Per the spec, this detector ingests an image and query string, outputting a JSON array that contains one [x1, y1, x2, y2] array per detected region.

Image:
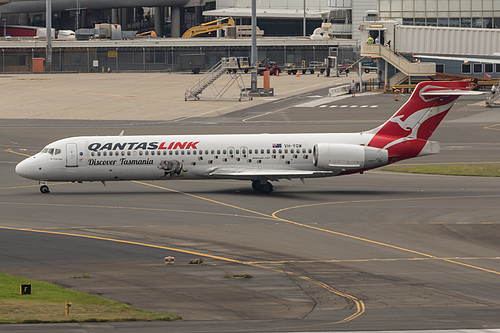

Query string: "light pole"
[[2, 19, 6, 38], [303, 0, 306, 37], [46, 0, 52, 71], [250, 0, 257, 92]]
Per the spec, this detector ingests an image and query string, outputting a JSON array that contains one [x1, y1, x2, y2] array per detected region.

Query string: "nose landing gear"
[[40, 182, 50, 193]]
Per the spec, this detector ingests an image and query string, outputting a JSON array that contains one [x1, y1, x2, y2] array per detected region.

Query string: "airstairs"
[[185, 57, 251, 101], [361, 44, 436, 87], [486, 90, 500, 107]]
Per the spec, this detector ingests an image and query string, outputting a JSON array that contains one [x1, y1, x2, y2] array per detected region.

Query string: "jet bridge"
[[360, 16, 500, 90]]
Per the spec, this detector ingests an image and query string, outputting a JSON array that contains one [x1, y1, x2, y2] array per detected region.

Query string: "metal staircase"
[[361, 44, 436, 86], [486, 89, 500, 107], [389, 71, 408, 87], [185, 57, 251, 101]]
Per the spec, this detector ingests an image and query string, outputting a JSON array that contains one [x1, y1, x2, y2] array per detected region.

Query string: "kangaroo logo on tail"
[[367, 81, 479, 161]]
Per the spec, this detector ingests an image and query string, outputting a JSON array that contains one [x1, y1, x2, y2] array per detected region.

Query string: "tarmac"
[[0, 71, 359, 121], [4, 70, 500, 332]]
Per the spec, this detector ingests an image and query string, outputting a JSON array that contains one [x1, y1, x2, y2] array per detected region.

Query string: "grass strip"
[[381, 164, 500, 177], [0, 272, 180, 324]]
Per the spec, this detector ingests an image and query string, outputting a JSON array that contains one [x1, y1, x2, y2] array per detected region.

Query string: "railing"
[[184, 57, 251, 101], [361, 44, 435, 76], [185, 59, 226, 100]]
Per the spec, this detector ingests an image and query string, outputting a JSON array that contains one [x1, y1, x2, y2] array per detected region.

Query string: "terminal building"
[[0, 0, 499, 81]]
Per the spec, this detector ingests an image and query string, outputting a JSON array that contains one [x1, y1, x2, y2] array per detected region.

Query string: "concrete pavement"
[[0, 72, 362, 121]]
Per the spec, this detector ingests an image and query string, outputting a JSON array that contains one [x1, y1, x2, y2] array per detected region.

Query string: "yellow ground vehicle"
[[135, 31, 157, 37], [182, 17, 235, 38]]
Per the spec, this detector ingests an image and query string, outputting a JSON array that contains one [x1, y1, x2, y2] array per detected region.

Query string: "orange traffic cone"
[[296, 71, 300, 77]]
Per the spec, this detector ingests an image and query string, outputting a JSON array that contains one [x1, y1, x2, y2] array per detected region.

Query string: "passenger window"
[[272, 149, 276, 153], [187, 151, 191, 155], [223, 150, 227, 154], [205, 150, 209, 155], [169, 151, 173, 155], [97, 152, 101, 156], [193, 150, 197, 155], [139, 151, 143, 155], [211, 150, 215, 154], [284, 149, 288, 153], [217, 150, 221, 154], [267, 149, 270, 154], [261, 149, 264, 154], [175, 151, 179, 155], [181, 151, 185, 155], [103, 151, 107, 156], [121, 151, 125, 156], [91, 152, 95, 156], [199, 150, 203, 155]]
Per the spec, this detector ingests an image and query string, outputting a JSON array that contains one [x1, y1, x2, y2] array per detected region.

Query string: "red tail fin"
[[367, 81, 477, 161]]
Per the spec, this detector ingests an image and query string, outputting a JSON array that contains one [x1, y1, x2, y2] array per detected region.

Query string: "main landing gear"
[[252, 180, 273, 194], [40, 182, 50, 193]]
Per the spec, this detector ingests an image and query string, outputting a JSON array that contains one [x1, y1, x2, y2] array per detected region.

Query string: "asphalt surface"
[[1, 73, 500, 332]]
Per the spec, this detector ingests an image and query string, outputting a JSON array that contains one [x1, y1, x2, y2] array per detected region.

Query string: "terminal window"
[[473, 64, 483, 74]]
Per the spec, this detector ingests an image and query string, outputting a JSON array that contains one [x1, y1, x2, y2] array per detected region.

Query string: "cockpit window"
[[42, 148, 61, 155]]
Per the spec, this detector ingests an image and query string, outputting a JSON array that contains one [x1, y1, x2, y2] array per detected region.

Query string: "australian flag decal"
[[272, 143, 282, 148]]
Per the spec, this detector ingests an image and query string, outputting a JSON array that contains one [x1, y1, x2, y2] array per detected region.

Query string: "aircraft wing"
[[208, 167, 336, 180]]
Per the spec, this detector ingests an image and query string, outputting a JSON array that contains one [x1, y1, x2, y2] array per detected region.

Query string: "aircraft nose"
[[15, 157, 38, 180]]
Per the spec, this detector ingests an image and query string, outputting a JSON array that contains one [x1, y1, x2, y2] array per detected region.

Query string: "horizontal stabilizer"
[[421, 90, 483, 96]]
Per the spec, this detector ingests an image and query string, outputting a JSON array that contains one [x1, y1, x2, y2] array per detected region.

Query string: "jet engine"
[[313, 143, 388, 170]]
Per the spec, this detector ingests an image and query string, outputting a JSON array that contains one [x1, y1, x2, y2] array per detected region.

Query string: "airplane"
[[15, 80, 481, 194]]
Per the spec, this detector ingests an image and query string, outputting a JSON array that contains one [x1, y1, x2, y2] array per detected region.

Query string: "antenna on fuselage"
[[119, 130, 124, 136]]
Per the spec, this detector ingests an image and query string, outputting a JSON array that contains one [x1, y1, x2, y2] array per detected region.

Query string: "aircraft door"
[[66, 143, 78, 167]]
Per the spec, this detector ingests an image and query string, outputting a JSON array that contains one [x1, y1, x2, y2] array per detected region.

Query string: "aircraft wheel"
[[40, 185, 50, 193], [260, 182, 273, 194], [251, 180, 261, 192]]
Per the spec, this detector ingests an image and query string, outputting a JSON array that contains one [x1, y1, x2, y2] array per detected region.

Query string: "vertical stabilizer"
[[366, 81, 477, 162]]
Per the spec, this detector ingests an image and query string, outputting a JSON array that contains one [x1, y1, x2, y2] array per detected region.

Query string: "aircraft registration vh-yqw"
[[15, 81, 480, 194]]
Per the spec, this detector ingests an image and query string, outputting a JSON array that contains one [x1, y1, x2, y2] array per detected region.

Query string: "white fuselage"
[[15, 132, 378, 183]]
